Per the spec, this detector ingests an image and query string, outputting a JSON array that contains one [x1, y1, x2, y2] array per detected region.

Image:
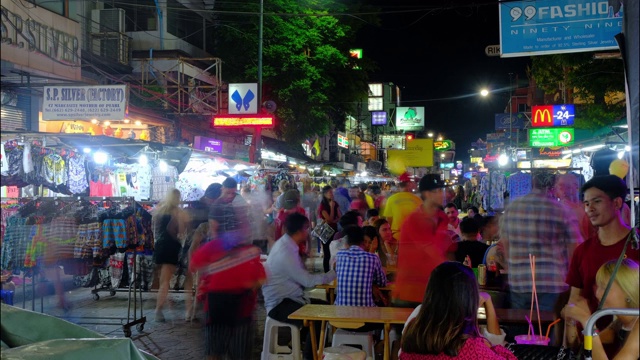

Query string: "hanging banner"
[[42, 85, 128, 121], [194, 136, 223, 153], [499, 0, 622, 57]]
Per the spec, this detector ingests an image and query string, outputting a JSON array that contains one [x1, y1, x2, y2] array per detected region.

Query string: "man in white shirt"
[[262, 212, 336, 360]]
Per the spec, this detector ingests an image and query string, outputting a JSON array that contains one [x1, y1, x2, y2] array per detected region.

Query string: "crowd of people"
[[147, 170, 638, 360]]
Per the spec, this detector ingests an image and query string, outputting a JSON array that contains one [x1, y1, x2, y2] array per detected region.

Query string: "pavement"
[[3, 255, 327, 360]]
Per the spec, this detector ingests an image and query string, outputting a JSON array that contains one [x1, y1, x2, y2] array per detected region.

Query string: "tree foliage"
[[530, 52, 626, 129], [211, 0, 378, 142]]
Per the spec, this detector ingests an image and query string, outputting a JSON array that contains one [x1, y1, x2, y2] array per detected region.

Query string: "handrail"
[[583, 308, 640, 359]]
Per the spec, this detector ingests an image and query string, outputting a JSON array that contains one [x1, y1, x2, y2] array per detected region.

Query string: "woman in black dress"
[[152, 188, 189, 321]]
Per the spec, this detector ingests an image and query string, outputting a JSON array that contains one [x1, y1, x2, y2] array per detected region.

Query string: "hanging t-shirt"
[[43, 154, 67, 186], [113, 164, 152, 201], [0, 142, 8, 175], [506, 172, 532, 202], [151, 165, 178, 201], [481, 172, 506, 211], [22, 143, 34, 174], [67, 154, 89, 194], [571, 154, 594, 181]]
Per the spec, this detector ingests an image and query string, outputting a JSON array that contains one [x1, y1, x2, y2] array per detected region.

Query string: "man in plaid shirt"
[[498, 171, 582, 311], [335, 226, 387, 307]]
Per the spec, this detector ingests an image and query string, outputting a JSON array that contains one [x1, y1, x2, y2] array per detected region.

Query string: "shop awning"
[[261, 136, 320, 164], [0, 131, 192, 173]]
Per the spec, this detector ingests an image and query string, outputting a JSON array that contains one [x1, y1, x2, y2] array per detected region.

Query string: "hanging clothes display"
[[151, 165, 178, 201]]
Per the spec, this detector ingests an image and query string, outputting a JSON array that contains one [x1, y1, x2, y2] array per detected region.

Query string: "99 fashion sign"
[[531, 104, 575, 127], [42, 85, 128, 121]]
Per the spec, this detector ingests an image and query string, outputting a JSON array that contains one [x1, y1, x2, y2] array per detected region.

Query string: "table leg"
[[329, 288, 335, 304], [309, 320, 318, 360], [383, 323, 391, 360], [318, 320, 327, 359]]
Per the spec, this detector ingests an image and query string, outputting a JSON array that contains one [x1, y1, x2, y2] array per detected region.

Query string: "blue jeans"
[[510, 291, 560, 312]]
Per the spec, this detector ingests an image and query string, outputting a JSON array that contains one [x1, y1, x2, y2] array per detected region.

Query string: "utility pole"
[[508, 73, 513, 149], [251, 0, 264, 164]]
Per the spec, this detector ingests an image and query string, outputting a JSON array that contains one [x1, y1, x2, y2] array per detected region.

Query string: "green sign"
[[434, 140, 453, 151], [529, 128, 574, 147]]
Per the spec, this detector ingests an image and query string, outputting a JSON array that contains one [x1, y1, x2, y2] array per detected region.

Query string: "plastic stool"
[[0, 290, 14, 305], [331, 329, 375, 359], [261, 317, 302, 360], [323, 345, 366, 360]]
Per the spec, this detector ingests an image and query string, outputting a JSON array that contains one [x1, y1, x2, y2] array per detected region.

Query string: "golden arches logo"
[[532, 106, 552, 126]]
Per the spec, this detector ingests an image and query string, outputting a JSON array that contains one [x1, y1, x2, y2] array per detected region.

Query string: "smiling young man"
[[565, 175, 639, 313]]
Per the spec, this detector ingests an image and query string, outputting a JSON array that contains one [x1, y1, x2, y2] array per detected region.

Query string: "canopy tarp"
[[1, 304, 158, 360]]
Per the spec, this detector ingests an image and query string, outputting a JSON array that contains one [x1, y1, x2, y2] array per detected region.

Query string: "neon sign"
[[529, 128, 574, 147], [434, 140, 452, 151], [212, 115, 274, 127], [531, 104, 575, 127]]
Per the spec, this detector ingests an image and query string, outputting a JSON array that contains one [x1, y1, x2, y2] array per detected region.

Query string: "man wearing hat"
[[498, 170, 582, 311], [391, 174, 452, 307], [382, 172, 421, 240]]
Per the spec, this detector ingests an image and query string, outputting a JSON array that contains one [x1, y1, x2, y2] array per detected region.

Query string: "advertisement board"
[[387, 139, 434, 167], [212, 115, 274, 127], [494, 113, 526, 130], [434, 140, 453, 151], [228, 83, 258, 114], [533, 147, 566, 159], [395, 107, 425, 130], [42, 85, 128, 121], [380, 135, 405, 150], [529, 128, 575, 147], [531, 104, 575, 127], [194, 136, 223, 153], [499, 0, 622, 57]]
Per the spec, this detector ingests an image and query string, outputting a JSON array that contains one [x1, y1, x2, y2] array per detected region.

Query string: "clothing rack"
[[1, 196, 149, 337]]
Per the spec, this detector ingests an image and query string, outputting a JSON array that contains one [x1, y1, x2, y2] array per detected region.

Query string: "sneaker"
[[154, 311, 166, 322]]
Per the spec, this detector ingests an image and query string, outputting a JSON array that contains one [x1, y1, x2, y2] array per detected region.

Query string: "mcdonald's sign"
[[532, 106, 552, 127], [531, 104, 575, 127]]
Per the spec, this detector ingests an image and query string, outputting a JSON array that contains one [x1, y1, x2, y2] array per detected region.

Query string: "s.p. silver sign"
[[42, 85, 128, 121]]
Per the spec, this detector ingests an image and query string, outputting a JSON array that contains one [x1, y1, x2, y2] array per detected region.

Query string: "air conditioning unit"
[[91, 8, 125, 33]]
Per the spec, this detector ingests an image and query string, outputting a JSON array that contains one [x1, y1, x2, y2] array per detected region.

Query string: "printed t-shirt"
[[566, 231, 640, 312], [382, 192, 421, 234], [393, 207, 451, 303]]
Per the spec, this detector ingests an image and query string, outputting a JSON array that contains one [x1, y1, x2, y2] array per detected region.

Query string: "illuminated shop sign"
[[531, 104, 575, 127], [337, 133, 349, 149], [434, 140, 453, 151], [371, 111, 387, 125], [212, 115, 274, 127]]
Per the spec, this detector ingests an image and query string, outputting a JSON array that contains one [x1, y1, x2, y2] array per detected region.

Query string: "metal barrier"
[[583, 308, 640, 360]]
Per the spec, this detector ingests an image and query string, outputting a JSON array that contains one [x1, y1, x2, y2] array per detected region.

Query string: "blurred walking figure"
[[152, 188, 190, 322], [498, 171, 582, 311]]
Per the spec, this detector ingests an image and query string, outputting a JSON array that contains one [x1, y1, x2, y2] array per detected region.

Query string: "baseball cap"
[[282, 189, 300, 210], [204, 183, 222, 199], [419, 174, 445, 192], [222, 177, 237, 189]]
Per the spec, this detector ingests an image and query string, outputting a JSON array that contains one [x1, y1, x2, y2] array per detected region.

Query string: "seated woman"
[[563, 259, 639, 360], [401, 261, 515, 360]]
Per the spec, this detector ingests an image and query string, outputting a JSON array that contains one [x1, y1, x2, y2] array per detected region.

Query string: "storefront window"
[[26, 0, 63, 16]]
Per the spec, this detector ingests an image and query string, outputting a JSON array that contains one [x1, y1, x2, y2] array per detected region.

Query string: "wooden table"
[[289, 304, 413, 360], [316, 283, 395, 305], [478, 307, 556, 326]]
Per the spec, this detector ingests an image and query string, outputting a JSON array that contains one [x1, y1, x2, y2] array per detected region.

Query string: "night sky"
[[358, 1, 531, 161]]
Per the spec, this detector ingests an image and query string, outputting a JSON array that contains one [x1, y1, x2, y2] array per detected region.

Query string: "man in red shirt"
[[566, 175, 639, 313], [392, 174, 454, 307]]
